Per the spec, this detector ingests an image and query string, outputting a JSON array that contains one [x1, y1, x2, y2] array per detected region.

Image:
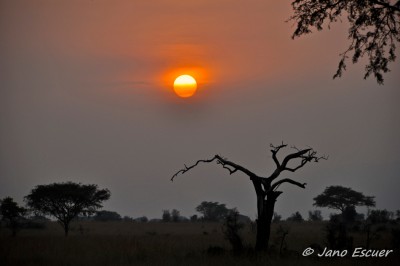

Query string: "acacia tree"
[[25, 182, 110, 236], [313, 185, 376, 213], [0, 197, 27, 236], [289, 0, 400, 84], [172, 143, 326, 251], [195, 201, 230, 221], [94, 210, 122, 221]]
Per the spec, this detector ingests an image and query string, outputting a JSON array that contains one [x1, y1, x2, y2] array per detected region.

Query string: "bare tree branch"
[[270, 142, 287, 168], [283, 147, 328, 172], [280, 148, 312, 169], [271, 178, 307, 191], [171, 155, 259, 181], [219, 163, 238, 175], [267, 144, 327, 183], [171, 156, 219, 181], [215, 155, 259, 178]]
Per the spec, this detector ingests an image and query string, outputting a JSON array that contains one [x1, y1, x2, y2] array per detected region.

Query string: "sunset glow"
[[173, 75, 197, 98], [1, 2, 399, 260]]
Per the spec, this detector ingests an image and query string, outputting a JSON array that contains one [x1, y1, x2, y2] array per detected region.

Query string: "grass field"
[[0, 221, 398, 266]]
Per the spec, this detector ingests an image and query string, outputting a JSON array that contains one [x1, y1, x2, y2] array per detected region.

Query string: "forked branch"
[[283, 146, 328, 172], [267, 144, 327, 182], [270, 142, 287, 168]]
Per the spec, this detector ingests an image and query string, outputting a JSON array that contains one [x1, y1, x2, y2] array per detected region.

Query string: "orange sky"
[[1, 0, 352, 98]]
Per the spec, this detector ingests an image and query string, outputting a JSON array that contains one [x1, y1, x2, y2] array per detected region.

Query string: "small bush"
[[308, 210, 323, 221], [286, 212, 304, 222]]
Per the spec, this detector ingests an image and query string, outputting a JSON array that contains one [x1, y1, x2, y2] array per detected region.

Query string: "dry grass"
[[0, 221, 398, 266]]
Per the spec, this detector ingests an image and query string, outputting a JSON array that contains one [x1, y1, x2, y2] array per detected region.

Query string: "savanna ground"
[[0, 221, 398, 266]]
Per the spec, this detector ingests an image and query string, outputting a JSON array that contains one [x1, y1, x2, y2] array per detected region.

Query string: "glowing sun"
[[173, 75, 197, 98]]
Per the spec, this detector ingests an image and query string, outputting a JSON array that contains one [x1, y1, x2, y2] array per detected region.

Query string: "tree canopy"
[[287, 211, 304, 222], [25, 182, 110, 236], [0, 197, 27, 236], [195, 201, 231, 221], [162, 210, 172, 222], [289, 0, 400, 84], [308, 210, 323, 221], [313, 185, 375, 212], [93, 210, 122, 222]]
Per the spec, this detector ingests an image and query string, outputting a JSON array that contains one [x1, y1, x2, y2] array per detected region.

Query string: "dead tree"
[[171, 142, 326, 252]]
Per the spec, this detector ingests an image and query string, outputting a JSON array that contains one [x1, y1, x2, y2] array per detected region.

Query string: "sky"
[[1, 0, 399, 220]]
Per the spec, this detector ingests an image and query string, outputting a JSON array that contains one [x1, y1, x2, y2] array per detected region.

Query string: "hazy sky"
[[1, 0, 399, 220]]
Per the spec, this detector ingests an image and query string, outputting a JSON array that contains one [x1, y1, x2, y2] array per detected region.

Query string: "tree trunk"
[[64, 222, 69, 236], [11, 221, 17, 237], [255, 192, 280, 251], [366, 223, 371, 249]]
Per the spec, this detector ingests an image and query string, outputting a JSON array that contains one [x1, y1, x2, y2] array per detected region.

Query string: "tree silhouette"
[[195, 201, 230, 221], [313, 185, 375, 213], [368, 209, 393, 224], [0, 197, 26, 237], [308, 210, 323, 221], [162, 210, 171, 222], [223, 208, 244, 255], [25, 182, 110, 236], [94, 210, 122, 221], [171, 209, 180, 222], [289, 0, 400, 84], [172, 142, 326, 251], [286, 211, 304, 222]]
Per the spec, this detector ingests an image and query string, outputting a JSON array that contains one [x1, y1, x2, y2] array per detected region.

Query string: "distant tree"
[[0, 197, 27, 236], [172, 142, 326, 251], [289, 0, 400, 84], [162, 210, 171, 222], [342, 205, 358, 224], [24, 215, 48, 230], [396, 210, 400, 221], [21, 214, 48, 230], [25, 182, 110, 236], [190, 214, 198, 222], [326, 214, 352, 250], [29, 214, 50, 222], [123, 216, 133, 221], [368, 209, 394, 224], [180, 216, 189, 222], [171, 209, 180, 222], [287, 211, 304, 222], [195, 201, 230, 221], [94, 210, 121, 221], [135, 216, 148, 223], [356, 212, 365, 221], [223, 208, 244, 254], [236, 214, 252, 224], [272, 212, 282, 223], [313, 186, 375, 214], [308, 210, 323, 221]]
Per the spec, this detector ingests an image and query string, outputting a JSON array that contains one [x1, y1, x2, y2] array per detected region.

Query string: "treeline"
[[0, 182, 253, 237], [77, 201, 252, 224], [1, 181, 400, 246], [271, 209, 400, 223]]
